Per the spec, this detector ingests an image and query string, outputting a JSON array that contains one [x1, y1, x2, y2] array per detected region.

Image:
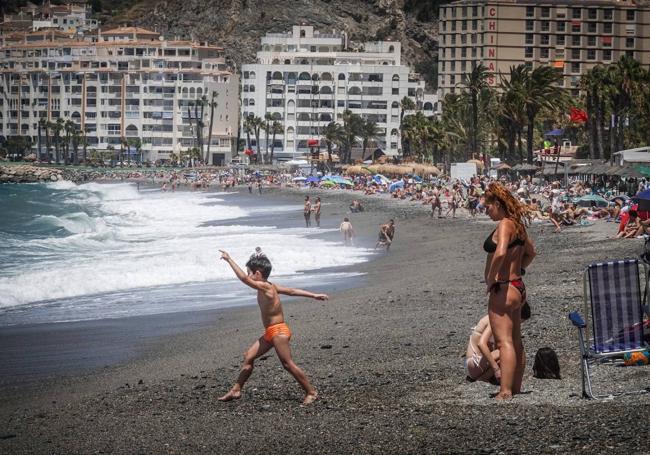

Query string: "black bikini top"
[[483, 229, 525, 253]]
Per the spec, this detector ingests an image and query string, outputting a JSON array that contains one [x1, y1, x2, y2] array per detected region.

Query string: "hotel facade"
[[241, 25, 439, 161], [0, 27, 239, 164], [438, 0, 650, 97]]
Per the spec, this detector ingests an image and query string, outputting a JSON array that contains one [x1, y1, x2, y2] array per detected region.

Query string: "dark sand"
[[1, 188, 649, 454]]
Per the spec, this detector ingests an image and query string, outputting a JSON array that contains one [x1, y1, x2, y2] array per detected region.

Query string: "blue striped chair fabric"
[[587, 259, 645, 355]]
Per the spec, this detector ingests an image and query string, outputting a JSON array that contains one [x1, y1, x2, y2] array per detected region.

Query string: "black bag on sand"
[[533, 347, 561, 379]]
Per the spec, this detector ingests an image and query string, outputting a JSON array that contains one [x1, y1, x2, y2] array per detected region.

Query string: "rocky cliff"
[[112, 0, 438, 74]]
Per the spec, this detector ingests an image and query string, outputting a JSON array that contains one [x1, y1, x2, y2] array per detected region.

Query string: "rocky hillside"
[[111, 0, 439, 80]]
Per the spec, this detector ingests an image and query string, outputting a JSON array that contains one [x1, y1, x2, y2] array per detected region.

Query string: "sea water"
[[0, 182, 371, 326]]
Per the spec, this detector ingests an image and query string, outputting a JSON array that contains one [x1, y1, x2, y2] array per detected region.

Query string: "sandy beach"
[[1, 187, 649, 454]]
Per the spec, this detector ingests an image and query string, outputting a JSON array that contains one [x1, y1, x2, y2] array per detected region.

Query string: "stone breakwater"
[[0, 165, 64, 183]]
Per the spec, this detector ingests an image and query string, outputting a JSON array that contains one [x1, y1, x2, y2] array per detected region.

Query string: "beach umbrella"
[[373, 174, 390, 184], [389, 180, 405, 192], [576, 194, 609, 208], [292, 176, 307, 182], [305, 175, 320, 183], [320, 180, 336, 188], [544, 128, 564, 136], [633, 189, 650, 211]]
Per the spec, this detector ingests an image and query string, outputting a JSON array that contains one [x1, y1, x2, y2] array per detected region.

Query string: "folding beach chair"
[[568, 258, 650, 399]]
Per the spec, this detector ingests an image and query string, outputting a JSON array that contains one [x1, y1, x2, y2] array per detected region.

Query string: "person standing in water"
[[340, 217, 355, 246], [303, 196, 312, 227], [313, 197, 322, 227], [217, 249, 328, 405]]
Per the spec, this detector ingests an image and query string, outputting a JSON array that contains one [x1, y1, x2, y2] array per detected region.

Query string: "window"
[[462, 20, 467, 31], [451, 21, 456, 31], [571, 23, 581, 33], [627, 10, 635, 21], [526, 6, 534, 17], [587, 36, 596, 46], [472, 20, 477, 30], [571, 62, 580, 73], [461, 34, 467, 44], [603, 49, 612, 61], [604, 9, 613, 20], [626, 37, 635, 48], [571, 48, 580, 59], [472, 5, 478, 16], [556, 35, 565, 46], [525, 33, 534, 45], [450, 61, 456, 72], [587, 22, 596, 33], [557, 22, 566, 32], [587, 49, 596, 60], [461, 47, 467, 58], [471, 47, 477, 57], [541, 21, 550, 31], [525, 47, 533, 58], [541, 7, 550, 17], [526, 20, 534, 31], [541, 35, 549, 45], [572, 35, 581, 46], [461, 6, 467, 16], [604, 22, 612, 34], [541, 48, 549, 59], [587, 9, 597, 20], [450, 75, 455, 85], [461, 61, 466, 72], [572, 8, 581, 19], [451, 35, 456, 45]]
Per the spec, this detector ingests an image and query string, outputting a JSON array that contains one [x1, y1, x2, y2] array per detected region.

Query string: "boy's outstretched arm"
[[219, 250, 267, 291], [275, 284, 328, 300]]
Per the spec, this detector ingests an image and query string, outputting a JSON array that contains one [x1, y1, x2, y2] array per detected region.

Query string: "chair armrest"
[[569, 311, 586, 328]]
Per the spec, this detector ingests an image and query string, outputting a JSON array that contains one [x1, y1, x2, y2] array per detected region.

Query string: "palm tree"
[[64, 119, 75, 165], [461, 63, 489, 159], [518, 65, 567, 163], [360, 118, 379, 161], [399, 97, 416, 158], [269, 120, 283, 165], [498, 65, 528, 162], [37, 117, 46, 162], [205, 91, 218, 165], [53, 118, 64, 164], [322, 121, 344, 167], [250, 115, 263, 163], [341, 110, 363, 164], [44, 120, 53, 162], [263, 112, 272, 164], [243, 115, 254, 161]]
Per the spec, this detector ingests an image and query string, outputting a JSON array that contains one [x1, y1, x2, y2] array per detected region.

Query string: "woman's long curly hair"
[[484, 182, 532, 239]]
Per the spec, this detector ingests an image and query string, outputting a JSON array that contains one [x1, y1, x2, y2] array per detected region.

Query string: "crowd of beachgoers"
[[104, 165, 649, 239]]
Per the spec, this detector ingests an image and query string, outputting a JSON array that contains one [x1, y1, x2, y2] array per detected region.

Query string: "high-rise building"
[[438, 0, 650, 97], [241, 25, 438, 161], [0, 27, 239, 164]]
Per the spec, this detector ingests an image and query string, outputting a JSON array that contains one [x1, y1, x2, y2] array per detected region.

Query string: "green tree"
[[461, 63, 489, 159], [269, 120, 283, 165], [53, 118, 64, 164], [341, 110, 363, 164], [37, 117, 46, 162], [360, 118, 379, 161], [205, 91, 218, 164], [322, 121, 344, 167]]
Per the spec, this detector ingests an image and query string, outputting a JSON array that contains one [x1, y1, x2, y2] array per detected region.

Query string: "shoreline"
[[1, 184, 649, 454]]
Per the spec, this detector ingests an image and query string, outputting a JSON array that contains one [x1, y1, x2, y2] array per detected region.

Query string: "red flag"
[[570, 107, 588, 123]]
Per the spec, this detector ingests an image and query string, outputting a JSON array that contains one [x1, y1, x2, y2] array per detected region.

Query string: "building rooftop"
[[100, 26, 160, 36]]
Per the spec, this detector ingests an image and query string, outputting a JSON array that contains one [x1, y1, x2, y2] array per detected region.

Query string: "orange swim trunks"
[[263, 322, 292, 342]]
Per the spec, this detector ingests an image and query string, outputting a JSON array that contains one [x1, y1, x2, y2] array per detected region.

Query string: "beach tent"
[[389, 180, 405, 192], [575, 194, 609, 208]]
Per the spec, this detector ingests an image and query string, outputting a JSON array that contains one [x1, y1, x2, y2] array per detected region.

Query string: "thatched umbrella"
[[494, 162, 511, 171], [511, 163, 539, 173]]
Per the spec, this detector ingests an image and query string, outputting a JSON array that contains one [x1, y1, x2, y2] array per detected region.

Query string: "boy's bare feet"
[[218, 389, 242, 402], [495, 392, 512, 401], [302, 391, 318, 405]]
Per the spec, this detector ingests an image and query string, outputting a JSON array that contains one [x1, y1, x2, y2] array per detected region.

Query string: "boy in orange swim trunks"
[[218, 249, 328, 405]]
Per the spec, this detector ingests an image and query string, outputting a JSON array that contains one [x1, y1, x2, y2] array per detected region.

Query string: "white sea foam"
[[0, 183, 371, 309]]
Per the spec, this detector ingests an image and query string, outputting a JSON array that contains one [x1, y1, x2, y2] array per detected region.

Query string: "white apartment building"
[[0, 27, 239, 165], [241, 25, 438, 161]]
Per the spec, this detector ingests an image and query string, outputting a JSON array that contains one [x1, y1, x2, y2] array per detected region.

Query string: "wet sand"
[[1, 188, 649, 454]]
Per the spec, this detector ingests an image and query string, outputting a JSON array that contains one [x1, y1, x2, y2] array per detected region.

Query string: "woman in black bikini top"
[[482, 182, 536, 401]]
